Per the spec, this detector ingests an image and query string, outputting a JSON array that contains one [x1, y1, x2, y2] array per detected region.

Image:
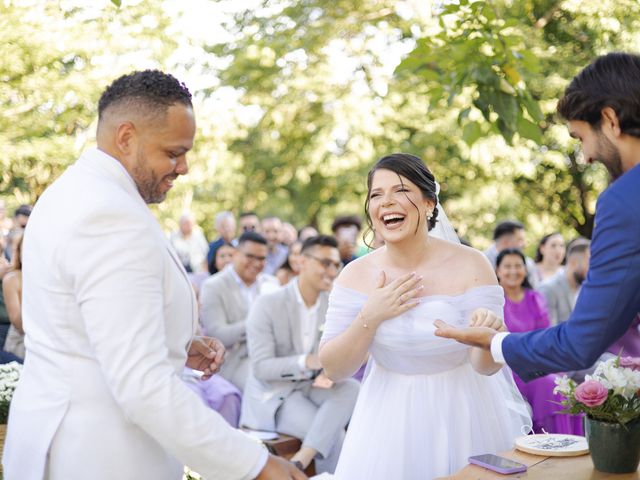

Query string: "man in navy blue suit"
[[435, 52, 640, 381]]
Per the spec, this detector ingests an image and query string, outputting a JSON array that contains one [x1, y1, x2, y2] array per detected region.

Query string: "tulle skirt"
[[334, 361, 530, 480]]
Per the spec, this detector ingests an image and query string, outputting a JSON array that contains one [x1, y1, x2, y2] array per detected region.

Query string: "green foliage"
[[4, 0, 640, 243], [0, 1, 175, 205], [396, 0, 544, 145]]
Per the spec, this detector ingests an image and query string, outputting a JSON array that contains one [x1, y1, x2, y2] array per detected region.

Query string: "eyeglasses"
[[242, 251, 267, 263], [304, 254, 343, 271]]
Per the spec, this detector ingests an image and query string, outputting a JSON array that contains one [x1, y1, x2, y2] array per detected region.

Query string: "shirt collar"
[[293, 278, 320, 311], [228, 264, 256, 288]]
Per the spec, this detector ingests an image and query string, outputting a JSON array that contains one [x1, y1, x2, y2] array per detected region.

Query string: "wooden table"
[[439, 449, 640, 479]]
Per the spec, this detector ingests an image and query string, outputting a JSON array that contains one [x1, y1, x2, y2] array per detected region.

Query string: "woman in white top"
[[319, 153, 530, 480]]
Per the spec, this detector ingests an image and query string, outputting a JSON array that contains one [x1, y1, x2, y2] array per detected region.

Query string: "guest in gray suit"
[[200, 231, 279, 389], [538, 239, 590, 325], [242, 235, 359, 474]]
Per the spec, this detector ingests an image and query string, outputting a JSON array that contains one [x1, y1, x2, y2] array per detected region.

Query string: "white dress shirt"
[[229, 265, 261, 304], [293, 280, 321, 373]]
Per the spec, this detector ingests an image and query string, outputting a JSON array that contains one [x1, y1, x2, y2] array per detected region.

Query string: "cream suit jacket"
[[3, 148, 265, 480]]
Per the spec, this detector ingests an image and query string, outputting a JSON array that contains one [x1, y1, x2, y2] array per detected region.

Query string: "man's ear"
[[114, 121, 137, 156], [601, 107, 622, 137]]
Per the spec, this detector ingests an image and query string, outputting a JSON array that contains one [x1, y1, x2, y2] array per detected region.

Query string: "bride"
[[319, 153, 530, 479]]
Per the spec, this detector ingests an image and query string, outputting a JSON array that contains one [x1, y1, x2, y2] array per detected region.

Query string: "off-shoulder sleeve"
[[457, 285, 505, 324], [320, 284, 367, 345]]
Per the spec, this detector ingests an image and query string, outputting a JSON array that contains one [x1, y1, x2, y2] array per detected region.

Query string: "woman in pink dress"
[[497, 248, 583, 435]]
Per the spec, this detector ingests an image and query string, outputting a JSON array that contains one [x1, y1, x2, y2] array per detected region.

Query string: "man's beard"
[[132, 148, 167, 204], [595, 130, 624, 181], [573, 270, 586, 286]]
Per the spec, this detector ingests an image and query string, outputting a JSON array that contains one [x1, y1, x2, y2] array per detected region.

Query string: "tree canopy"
[[2, 0, 639, 250]]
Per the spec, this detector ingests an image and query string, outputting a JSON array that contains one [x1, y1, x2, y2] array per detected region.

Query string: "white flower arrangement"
[[554, 356, 640, 425], [0, 361, 22, 424]]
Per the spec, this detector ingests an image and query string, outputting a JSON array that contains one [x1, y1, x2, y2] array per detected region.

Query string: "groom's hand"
[[255, 455, 308, 479], [186, 336, 225, 379], [433, 320, 496, 350]]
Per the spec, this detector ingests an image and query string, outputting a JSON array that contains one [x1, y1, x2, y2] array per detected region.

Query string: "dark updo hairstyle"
[[496, 248, 532, 290], [364, 153, 439, 247]]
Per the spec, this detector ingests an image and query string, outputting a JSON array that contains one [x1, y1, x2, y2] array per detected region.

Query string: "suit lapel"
[[78, 148, 198, 335], [223, 269, 248, 322], [163, 238, 198, 332]]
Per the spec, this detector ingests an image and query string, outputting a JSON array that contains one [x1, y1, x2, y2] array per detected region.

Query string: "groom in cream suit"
[[242, 235, 359, 474], [3, 71, 305, 480]]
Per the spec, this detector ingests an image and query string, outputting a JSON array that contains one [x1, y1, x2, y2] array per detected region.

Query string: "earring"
[[426, 211, 433, 220]]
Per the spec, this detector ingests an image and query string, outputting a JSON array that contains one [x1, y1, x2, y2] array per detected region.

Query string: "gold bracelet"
[[358, 311, 369, 329]]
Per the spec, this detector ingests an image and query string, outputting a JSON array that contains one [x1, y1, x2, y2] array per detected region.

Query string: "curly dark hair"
[[98, 69, 192, 121], [363, 153, 439, 247], [557, 52, 640, 138]]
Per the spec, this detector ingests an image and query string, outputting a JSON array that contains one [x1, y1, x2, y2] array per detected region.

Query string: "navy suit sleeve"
[[504, 188, 640, 381]]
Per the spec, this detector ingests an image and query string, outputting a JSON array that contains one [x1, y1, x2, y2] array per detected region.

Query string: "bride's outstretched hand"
[[469, 308, 507, 332], [359, 271, 424, 329]]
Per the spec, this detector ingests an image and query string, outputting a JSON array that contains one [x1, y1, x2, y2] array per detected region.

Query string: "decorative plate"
[[514, 434, 589, 457]]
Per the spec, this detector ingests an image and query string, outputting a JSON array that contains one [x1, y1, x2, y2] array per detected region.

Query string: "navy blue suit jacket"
[[503, 163, 640, 381]]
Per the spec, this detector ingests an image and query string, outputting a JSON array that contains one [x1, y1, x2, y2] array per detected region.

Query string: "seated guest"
[[275, 240, 303, 286], [206, 211, 237, 274], [199, 231, 279, 389], [2, 234, 24, 359], [484, 220, 538, 287], [239, 211, 260, 234], [280, 222, 298, 247], [261, 216, 289, 275], [169, 212, 209, 273], [0, 246, 12, 348], [207, 241, 235, 275], [539, 239, 590, 326], [331, 215, 361, 265], [534, 232, 566, 283], [497, 248, 582, 434], [242, 235, 359, 474], [298, 225, 318, 243]]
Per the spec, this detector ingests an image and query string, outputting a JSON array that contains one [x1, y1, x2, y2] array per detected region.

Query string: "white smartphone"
[[468, 454, 527, 474]]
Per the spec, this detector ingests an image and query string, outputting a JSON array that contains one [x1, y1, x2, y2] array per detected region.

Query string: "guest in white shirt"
[[262, 216, 289, 275], [169, 211, 209, 273]]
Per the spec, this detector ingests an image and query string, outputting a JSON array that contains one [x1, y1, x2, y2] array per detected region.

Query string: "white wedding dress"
[[321, 284, 531, 480]]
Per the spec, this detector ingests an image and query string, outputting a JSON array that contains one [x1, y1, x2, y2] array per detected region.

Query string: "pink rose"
[[574, 380, 609, 407], [619, 356, 640, 371]]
